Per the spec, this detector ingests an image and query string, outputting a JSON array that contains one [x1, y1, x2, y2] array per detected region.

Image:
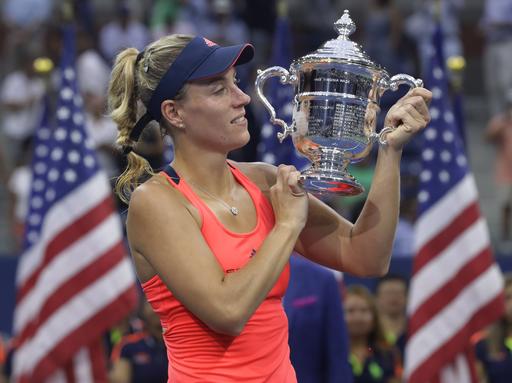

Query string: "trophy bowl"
[[255, 10, 423, 196]]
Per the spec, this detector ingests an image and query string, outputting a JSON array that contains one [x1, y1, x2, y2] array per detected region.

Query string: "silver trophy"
[[255, 10, 423, 195]]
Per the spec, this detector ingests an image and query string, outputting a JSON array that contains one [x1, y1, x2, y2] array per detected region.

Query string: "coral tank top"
[[141, 162, 296, 382]]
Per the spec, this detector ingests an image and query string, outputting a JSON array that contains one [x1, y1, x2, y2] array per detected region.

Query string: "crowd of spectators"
[[1, 0, 512, 382]]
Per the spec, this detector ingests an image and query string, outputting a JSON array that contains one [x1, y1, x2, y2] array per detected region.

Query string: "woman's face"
[[345, 293, 374, 338], [175, 67, 251, 152], [376, 280, 407, 317]]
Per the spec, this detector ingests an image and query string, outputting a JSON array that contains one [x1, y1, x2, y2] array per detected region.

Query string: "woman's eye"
[[234, 76, 240, 84], [214, 87, 226, 94]]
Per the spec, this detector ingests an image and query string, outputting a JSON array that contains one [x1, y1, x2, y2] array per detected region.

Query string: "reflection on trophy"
[[255, 10, 423, 196]]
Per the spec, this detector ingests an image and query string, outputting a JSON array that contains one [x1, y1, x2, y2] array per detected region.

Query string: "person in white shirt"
[[99, 1, 150, 64], [0, 52, 45, 168]]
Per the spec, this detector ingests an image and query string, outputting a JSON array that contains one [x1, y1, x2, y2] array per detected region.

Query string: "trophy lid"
[[296, 10, 384, 72]]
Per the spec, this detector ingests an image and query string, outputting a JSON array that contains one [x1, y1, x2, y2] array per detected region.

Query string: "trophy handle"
[[376, 74, 424, 145], [255, 66, 298, 142], [385, 74, 423, 91]]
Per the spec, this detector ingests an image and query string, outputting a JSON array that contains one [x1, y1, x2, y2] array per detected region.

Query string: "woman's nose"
[[233, 86, 251, 106]]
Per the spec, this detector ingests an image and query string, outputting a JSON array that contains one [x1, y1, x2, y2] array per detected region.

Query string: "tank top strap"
[[160, 164, 181, 186], [227, 161, 266, 201], [159, 165, 209, 225]]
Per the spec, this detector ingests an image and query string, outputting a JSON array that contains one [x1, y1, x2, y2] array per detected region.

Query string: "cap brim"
[[189, 43, 254, 81]]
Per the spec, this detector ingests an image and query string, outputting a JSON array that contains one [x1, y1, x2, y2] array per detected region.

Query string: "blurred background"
[[1, 0, 512, 381], [0, 1, 506, 250]]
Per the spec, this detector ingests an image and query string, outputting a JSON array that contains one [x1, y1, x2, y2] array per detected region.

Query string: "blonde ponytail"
[[107, 34, 193, 203]]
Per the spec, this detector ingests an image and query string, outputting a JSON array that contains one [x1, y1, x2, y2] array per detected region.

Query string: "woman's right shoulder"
[[127, 174, 199, 228], [129, 175, 178, 210]]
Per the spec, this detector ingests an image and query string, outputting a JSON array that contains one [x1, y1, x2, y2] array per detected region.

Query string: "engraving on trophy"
[[333, 103, 367, 142]]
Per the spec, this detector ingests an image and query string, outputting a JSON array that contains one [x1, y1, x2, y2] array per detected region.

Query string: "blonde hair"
[[108, 34, 193, 203], [346, 285, 390, 350]]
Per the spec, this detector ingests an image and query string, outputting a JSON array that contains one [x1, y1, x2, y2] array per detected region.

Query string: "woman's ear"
[[161, 100, 184, 130]]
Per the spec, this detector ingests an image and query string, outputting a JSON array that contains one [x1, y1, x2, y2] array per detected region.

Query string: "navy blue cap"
[[127, 37, 254, 146]]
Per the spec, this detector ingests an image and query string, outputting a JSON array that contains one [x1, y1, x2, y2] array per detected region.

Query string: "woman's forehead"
[[189, 67, 236, 86]]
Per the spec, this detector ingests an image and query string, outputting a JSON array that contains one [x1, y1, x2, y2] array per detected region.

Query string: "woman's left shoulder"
[[229, 160, 277, 190]]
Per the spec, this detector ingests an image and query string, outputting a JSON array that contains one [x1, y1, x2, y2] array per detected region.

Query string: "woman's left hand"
[[382, 87, 433, 151]]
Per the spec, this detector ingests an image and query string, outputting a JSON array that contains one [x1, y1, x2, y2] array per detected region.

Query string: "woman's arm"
[[127, 165, 308, 336], [295, 87, 432, 277]]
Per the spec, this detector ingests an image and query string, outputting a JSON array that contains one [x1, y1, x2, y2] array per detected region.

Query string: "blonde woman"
[[107, 34, 431, 382], [345, 285, 402, 383]]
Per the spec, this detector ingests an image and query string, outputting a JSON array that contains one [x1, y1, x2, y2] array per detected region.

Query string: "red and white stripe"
[[404, 174, 504, 382], [13, 173, 137, 382], [38, 340, 108, 383]]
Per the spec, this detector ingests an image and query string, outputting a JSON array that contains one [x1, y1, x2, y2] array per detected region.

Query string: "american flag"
[[404, 26, 504, 382], [12, 26, 138, 382], [256, 11, 308, 169]]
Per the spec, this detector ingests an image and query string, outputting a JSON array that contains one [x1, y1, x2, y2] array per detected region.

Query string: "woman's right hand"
[[270, 165, 309, 231]]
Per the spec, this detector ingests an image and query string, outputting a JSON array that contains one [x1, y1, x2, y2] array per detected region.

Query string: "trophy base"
[[300, 168, 364, 196]]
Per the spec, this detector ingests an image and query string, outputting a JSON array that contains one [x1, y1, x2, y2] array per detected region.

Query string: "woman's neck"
[[350, 337, 370, 360], [381, 313, 406, 335], [350, 336, 369, 350], [171, 147, 234, 196]]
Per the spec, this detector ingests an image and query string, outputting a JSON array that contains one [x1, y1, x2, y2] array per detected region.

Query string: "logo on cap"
[[203, 38, 218, 47]]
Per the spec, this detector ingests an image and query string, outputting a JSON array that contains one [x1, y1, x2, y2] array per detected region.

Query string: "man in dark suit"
[[284, 254, 353, 382]]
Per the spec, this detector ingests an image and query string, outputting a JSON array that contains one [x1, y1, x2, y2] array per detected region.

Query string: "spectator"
[[481, 0, 512, 116], [240, 0, 276, 68], [392, 195, 417, 257], [200, 0, 252, 86], [148, 0, 183, 39], [2, 0, 54, 28], [0, 49, 45, 168], [364, 0, 417, 127], [345, 285, 402, 383], [485, 90, 512, 241], [0, 337, 16, 383], [474, 273, 512, 383], [405, 0, 464, 79], [167, 0, 210, 37], [7, 138, 33, 250], [375, 274, 408, 359], [201, 0, 250, 46], [110, 299, 167, 383], [286, 0, 336, 56], [284, 254, 353, 383], [77, 29, 120, 180], [0, 334, 6, 383], [363, 0, 413, 76], [99, 1, 150, 64], [77, 29, 110, 101]]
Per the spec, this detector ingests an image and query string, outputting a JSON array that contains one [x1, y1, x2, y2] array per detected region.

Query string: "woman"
[[107, 34, 431, 382], [345, 285, 402, 383], [474, 274, 512, 383]]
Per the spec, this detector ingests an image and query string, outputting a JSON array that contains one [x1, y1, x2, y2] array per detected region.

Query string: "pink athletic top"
[[141, 163, 296, 382]]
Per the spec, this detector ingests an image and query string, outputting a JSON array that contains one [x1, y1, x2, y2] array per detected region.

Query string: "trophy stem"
[[300, 148, 364, 196]]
